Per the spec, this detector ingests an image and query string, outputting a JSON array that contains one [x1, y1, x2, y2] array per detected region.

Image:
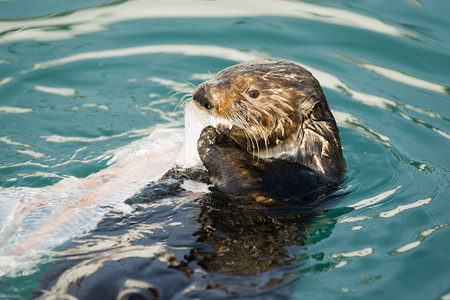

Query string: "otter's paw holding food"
[[197, 126, 219, 147], [197, 126, 241, 156]]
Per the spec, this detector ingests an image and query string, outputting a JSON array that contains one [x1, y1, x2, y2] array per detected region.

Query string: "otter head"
[[192, 59, 346, 181]]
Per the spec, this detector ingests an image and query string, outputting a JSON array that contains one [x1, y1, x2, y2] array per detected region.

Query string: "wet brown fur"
[[193, 59, 346, 202]]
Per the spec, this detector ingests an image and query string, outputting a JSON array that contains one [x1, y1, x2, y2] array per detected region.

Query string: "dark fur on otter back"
[[193, 59, 346, 203]]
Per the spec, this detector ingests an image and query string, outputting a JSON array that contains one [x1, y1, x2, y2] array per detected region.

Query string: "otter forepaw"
[[197, 126, 219, 148]]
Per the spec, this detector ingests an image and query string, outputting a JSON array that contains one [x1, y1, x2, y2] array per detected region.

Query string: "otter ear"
[[299, 93, 321, 118]]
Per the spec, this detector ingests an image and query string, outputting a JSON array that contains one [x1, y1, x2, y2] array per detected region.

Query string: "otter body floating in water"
[[192, 58, 346, 204]]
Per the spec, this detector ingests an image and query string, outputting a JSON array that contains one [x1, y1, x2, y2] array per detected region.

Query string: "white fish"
[[0, 101, 208, 277]]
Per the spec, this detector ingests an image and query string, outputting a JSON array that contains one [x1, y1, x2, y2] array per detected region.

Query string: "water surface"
[[0, 0, 449, 299]]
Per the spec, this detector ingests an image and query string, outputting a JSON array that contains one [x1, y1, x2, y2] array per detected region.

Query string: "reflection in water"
[[390, 222, 449, 255], [332, 53, 448, 95], [35, 174, 347, 299], [0, 76, 13, 86], [360, 63, 447, 95], [0, 0, 413, 44], [33, 85, 80, 97], [32, 45, 267, 70]]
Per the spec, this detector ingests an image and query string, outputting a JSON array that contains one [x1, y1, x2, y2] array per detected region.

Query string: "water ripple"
[[346, 186, 402, 211], [333, 53, 449, 95], [0, 106, 35, 113], [32, 44, 268, 70], [40, 127, 154, 143], [0, 0, 414, 44], [391, 223, 449, 255], [338, 195, 434, 224], [361, 63, 448, 95], [33, 85, 83, 98]]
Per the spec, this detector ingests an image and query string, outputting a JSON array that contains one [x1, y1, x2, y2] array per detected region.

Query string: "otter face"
[[193, 59, 321, 154], [192, 58, 346, 180]]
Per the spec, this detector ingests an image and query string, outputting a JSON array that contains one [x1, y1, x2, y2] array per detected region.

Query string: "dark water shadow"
[[34, 173, 349, 299]]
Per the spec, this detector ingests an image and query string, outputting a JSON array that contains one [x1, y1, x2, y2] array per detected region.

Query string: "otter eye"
[[247, 90, 260, 99]]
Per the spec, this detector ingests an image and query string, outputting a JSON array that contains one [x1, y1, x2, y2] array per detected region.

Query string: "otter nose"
[[193, 86, 214, 110]]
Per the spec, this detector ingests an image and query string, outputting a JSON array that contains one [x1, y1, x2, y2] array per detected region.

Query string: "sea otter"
[[192, 58, 346, 204], [33, 60, 347, 299]]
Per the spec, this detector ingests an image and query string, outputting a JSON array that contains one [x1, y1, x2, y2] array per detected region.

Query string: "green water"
[[0, 0, 449, 299]]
